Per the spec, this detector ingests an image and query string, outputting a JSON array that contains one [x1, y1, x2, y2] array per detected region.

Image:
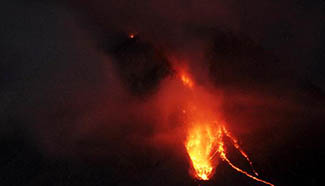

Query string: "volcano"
[[1, 1, 325, 186]]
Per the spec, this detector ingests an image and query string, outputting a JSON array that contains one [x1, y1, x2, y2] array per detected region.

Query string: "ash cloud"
[[1, 0, 325, 186]]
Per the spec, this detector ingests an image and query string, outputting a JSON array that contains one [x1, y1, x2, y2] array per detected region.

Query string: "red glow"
[[180, 72, 194, 88], [176, 66, 274, 185], [129, 33, 135, 38]]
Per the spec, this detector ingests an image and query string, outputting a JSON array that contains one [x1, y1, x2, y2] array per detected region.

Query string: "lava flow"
[[179, 69, 274, 186], [185, 123, 217, 180]]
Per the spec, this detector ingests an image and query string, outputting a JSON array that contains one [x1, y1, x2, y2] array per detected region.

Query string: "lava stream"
[[222, 126, 259, 176], [218, 126, 274, 186], [178, 68, 274, 185]]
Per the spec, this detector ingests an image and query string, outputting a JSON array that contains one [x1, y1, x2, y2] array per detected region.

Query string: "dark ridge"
[[107, 34, 171, 96]]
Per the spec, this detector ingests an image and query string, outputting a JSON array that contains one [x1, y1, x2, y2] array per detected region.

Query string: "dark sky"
[[0, 0, 325, 186]]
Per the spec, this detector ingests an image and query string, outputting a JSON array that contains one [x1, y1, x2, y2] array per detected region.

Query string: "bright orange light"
[[180, 72, 194, 88], [185, 124, 219, 180], [178, 68, 274, 186]]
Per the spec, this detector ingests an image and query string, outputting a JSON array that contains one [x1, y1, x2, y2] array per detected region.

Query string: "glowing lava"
[[179, 69, 274, 186], [185, 124, 217, 180], [180, 72, 194, 88]]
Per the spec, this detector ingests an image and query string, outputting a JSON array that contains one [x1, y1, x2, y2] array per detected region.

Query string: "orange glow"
[[185, 124, 218, 180], [222, 126, 259, 176], [178, 67, 274, 185], [217, 127, 274, 186], [129, 33, 135, 38], [180, 73, 194, 88]]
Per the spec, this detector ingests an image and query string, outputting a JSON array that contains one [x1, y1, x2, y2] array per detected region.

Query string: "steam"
[[1, 1, 324, 185]]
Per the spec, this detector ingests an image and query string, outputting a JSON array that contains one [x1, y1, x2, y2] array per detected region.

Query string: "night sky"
[[1, 0, 325, 185]]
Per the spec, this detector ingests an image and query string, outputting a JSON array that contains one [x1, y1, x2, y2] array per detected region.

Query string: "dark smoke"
[[0, 0, 324, 186]]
